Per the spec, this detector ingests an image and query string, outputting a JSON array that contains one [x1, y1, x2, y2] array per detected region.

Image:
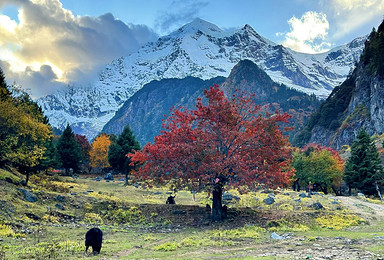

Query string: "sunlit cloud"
[[0, 0, 158, 98], [281, 11, 331, 54], [325, 0, 384, 39]]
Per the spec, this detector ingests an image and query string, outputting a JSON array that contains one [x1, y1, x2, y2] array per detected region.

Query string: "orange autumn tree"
[[129, 85, 294, 220], [89, 133, 112, 173]]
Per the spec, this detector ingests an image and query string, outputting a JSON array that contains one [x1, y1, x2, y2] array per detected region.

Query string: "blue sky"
[[0, 0, 383, 98]]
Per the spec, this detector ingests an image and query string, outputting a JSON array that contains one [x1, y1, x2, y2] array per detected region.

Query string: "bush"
[[315, 213, 364, 230], [84, 213, 103, 224]]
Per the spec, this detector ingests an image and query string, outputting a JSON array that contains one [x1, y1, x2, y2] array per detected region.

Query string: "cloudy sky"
[[0, 0, 383, 98]]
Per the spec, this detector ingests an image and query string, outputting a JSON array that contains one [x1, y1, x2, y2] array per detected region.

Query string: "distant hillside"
[[102, 76, 226, 145], [103, 60, 321, 145], [293, 19, 384, 149]]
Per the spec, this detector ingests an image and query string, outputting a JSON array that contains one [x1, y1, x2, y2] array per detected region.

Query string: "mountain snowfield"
[[37, 18, 366, 139]]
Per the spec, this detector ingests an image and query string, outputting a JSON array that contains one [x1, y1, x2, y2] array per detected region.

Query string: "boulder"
[[299, 193, 307, 198], [55, 203, 65, 210], [263, 197, 275, 205], [55, 195, 66, 202], [222, 192, 240, 201], [18, 188, 37, 202], [311, 202, 324, 210], [271, 232, 283, 240], [104, 173, 114, 180]]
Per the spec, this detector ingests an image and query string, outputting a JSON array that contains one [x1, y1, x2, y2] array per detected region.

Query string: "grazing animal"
[[85, 227, 103, 255], [166, 195, 176, 204]]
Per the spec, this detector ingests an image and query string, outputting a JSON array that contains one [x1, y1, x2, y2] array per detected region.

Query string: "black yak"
[[85, 227, 103, 255]]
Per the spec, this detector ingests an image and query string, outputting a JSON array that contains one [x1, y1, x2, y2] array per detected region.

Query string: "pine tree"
[[108, 125, 141, 185], [38, 137, 58, 172], [344, 128, 384, 195], [57, 125, 82, 175]]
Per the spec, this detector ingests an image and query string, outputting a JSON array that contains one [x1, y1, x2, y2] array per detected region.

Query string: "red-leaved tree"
[[129, 85, 294, 220]]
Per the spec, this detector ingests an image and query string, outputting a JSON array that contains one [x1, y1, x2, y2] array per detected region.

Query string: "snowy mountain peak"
[[170, 18, 224, 38], [38, 19, 367, 140]]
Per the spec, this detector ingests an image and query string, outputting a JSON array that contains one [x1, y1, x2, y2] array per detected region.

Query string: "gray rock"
[[55, 203, 65, 210], [263, 197, 275, 205], [311, 202, 324, 210], [104, 173, 114, 180], [94, 177, 102, 181], [299, 193, 307, 198], [154, 192, 162, 195], [294, 198, 302, 203], [55, 195, 66, 202], [271, 232, 283, 240], [223, 192, 234, 201], [18, 188, 37, 202], [87, 190, 94, 193]]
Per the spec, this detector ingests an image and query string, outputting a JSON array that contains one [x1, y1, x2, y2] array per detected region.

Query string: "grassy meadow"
[[1, 169, 384, 259]]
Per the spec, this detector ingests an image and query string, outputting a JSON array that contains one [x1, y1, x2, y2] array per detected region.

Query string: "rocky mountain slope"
[[293, 20, 384, 149], [103, 60, 321, 145], [37, 18, 366, 139]]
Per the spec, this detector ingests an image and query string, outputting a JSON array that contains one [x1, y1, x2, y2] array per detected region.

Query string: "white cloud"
[[325, 0, 384, 39], [155, 0, 208, 34], [0, 0, 158, 98], [282, 11, 331, 54]]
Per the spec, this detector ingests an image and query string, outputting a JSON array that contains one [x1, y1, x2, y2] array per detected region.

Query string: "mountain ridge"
[[37, 18, 366, 139], [293, 20, 384, 149], [103, 59, 321, 145]]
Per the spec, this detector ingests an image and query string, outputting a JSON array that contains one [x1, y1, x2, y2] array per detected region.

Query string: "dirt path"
[[337, 196, 384, 222]]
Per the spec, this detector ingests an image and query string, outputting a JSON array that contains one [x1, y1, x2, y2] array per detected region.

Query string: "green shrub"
[[84, 213, 103, 224], [315, 213, 364, 230], [153, 242, 178, 251]]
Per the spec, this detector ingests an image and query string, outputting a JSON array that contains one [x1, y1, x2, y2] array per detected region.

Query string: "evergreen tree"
[[57, 125, 82, 175], [0, 68, 10, 101], [35, 137, 58, 173], [108, 125, 141, 185], [344, 128, 384, 195]]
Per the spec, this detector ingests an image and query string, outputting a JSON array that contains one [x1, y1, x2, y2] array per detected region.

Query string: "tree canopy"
[[0, 68, 51, 184], [344, 128, 384, 195], [130, 85, 293, 219], [89, 133, 112, 172], [108, 125, 140, 184], [291, 144, 344, 194], [57, 125, 82, 175]]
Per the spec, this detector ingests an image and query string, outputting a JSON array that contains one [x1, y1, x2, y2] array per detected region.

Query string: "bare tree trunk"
[[124, 172, 129, 186], [376, 182, 383, 201], [24, 171, 29, 186], [212, 183, 224, 221]]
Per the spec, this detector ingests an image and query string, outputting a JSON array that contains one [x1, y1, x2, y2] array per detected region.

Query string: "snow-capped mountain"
[[37, 18, 366, 139]]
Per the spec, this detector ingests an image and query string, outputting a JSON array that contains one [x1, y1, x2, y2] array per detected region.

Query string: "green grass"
[[2, 168, 384, 259]]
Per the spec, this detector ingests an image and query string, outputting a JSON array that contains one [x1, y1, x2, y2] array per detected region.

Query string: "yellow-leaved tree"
[[89, 133, 112, 173], [0, 68, 52, 185]]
